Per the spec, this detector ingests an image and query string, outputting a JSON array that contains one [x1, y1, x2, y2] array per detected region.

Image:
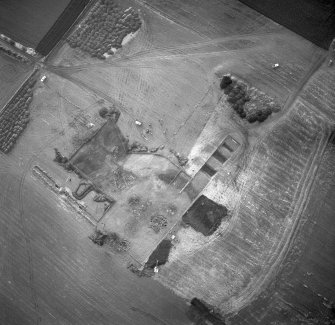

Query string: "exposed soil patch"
[[145, 239, 172, 268], [182, 195, 228, 236]]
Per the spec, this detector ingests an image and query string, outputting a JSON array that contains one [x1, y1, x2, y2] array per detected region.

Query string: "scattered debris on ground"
[[128, 195, 152, 218], [32, 165, 96, 225], [127, 263, 154, 277], [166, 204, 177, 215], [187, 298, 226, 325], [149, 215, 168, 233], [182, 195, 228, 236], [89, 230, 130, 252], [127, 140, 159, 154], [220, 73, 281, 123], [170, 149, 188, 166]]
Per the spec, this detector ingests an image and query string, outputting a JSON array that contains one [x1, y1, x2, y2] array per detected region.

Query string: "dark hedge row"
[[67, 0, 141, 59], [36, 0, 90, 56], [0, 45, 29, 63], [220, 74, 281, 123], [0, 74, 37, 153]]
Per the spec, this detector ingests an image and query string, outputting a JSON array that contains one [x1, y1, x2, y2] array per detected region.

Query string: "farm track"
[[49, 69, 137, 121], [47, 30, 280, 72]]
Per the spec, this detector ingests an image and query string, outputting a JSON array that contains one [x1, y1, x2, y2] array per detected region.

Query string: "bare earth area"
[[1, 0, 335, 324]]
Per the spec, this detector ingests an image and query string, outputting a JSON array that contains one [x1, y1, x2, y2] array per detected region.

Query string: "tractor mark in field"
[[47, 31, 278, 73], [282, 52, 326, 113], [130, 306, 170, 325], [17, 135, 59, 325], [50, 70, 137, 120], [133, 0, 209, 40]]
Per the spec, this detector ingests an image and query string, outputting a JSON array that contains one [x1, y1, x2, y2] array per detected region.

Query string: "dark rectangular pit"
[[201, 163, 217, 177], [182, 195, 228, 236]]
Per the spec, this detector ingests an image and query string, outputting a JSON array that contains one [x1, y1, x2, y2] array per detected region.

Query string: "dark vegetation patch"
[[157, 170, 179, 185], [220, 74, 281, 123], [67, 0, 142, 60], [187, 298, 226, 325], [170, 149, 189, 166], [70, 119, 129, 176], [0, 71, 38, 153], [145, 239, 172, 268], [89, 230, 130, 252], [99, 106, 120, 121], [36, 0, 90, 56], [182, 195, 227, 236], [239, 0, 335, 49], [54, 148, 86, 179]]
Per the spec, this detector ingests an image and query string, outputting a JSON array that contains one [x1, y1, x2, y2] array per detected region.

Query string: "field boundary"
[[37, 0, 93, 57]]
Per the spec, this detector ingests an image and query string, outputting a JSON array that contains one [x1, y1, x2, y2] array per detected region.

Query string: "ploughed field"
[[156, 102, 331, 313], [232, 143, 335, 324]]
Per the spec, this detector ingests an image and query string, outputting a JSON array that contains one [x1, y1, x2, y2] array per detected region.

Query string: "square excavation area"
[[70, 119, 192, 263]]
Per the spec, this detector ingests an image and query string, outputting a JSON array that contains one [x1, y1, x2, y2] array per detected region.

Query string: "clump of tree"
[[0, 44, 29, 63], [89, 230, 130, 252], [99, 106, 120, 121], [0, 74, 37, 153], [67, 0, 142, 60], [220, 73, 281, 123]]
